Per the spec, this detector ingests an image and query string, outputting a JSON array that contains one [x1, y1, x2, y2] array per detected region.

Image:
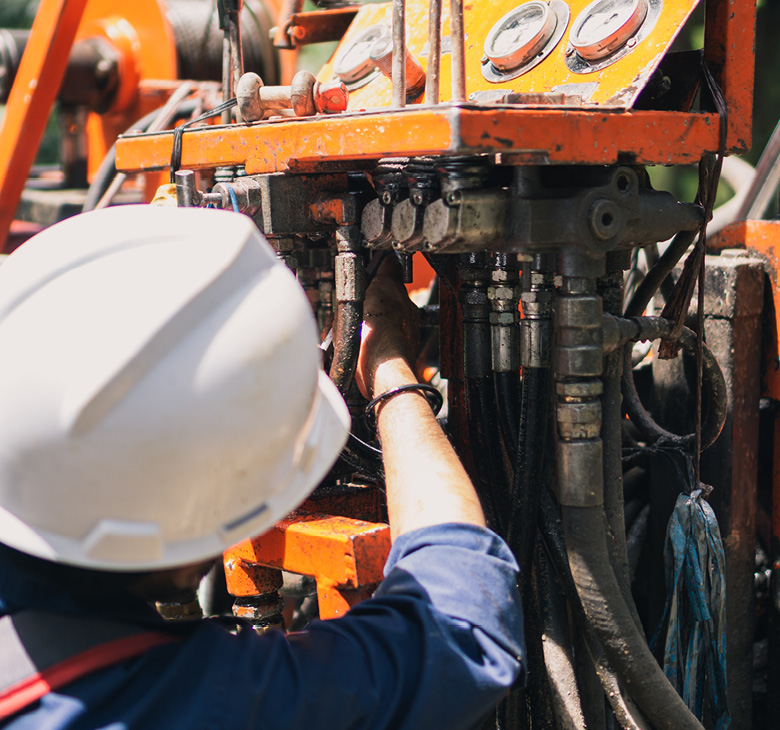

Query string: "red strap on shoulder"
[[0, 631, 176, 720]]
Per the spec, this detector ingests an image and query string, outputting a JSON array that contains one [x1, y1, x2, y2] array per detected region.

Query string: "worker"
[[0, 205, 524, 729]]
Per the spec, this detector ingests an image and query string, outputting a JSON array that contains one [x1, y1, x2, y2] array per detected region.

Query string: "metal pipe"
[[175, 169, 199, 207], [425, 0, 441, 104], [449, 0, 466, 101], [391, 0, 406, 108], [229, 1, 245, 121], [329, 226, 366, 393]]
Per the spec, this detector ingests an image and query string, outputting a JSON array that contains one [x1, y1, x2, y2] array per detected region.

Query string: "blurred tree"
[[0, 0, 39, 28]]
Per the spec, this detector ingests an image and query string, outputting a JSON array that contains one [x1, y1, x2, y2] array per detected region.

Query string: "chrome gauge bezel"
[[565, 0, 662, 73], [482, 0, 570, 83]]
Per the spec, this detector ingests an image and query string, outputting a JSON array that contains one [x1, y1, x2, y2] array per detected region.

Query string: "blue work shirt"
[[0, 523, 525, 730]]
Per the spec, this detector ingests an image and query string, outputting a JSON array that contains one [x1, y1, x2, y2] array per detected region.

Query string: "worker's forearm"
[[373, 357, 486, 541]]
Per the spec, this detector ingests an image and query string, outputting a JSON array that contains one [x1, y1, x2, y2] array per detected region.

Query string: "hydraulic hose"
[[563, 505, 705, 730], [624, 229, 697, 318], [557, 272, 704, 730], [507, 366, 551, 593], [464, 376, 509, 534], [494, 370, 520, 461], [621, 325, 727, 450], [538, 543, 586, 730], [539, 487, 650, 730], [602, 351, 643, 630]]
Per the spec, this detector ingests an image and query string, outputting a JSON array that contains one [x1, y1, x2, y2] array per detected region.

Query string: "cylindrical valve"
[[237, 70, 348, 122], [369, 35, 426, 101]]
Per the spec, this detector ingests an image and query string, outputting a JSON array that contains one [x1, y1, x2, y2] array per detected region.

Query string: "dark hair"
[[0, 541, 151, 601]]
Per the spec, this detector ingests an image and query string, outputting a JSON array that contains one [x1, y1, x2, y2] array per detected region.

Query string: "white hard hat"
[[0, 206, 350, 570]]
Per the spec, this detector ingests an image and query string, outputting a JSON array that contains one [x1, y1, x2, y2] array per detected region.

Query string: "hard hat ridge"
[[0, 206, 350, 570]]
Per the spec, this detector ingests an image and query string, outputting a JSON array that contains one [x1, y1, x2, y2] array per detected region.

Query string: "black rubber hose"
[[602, 351, 643, 631], [562, 504, 705, 730], [507, 367, 551, 592], [328, 300, 363, 394], [341, 433, 384, 480], [82, 102, 198, 212], [622, 325, 727, 450], [624, 229, 697, 318], [537, 542, 587, 730], [465, 376, 508, 535], [539, 487, 649, 730], [494, 370, 521, 462]]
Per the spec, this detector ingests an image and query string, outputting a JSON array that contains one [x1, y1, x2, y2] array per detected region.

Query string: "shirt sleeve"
[[223, 522, 526, 730]]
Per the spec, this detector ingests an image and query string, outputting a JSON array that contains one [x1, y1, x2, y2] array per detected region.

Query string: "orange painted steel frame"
[[224, 513, 391, 619], [0, 0, 178, 253], [0, 0, 90, 252], [116, 0, 757, 176], [709, 220, 780, 573]]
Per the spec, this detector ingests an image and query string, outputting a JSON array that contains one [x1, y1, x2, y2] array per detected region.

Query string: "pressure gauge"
[[482, 0, 570, 82], [569, 0, 649, 61], [333, 24, 389, 87], [485, 2, 557, 71]]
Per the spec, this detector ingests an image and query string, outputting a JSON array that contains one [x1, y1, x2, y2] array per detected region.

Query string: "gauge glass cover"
[[334, 25, 390, 83], [484, 2, 558, 71], [570, 0, 648, 61]]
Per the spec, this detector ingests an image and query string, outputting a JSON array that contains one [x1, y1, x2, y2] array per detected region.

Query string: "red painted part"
[[0, 632, 175, 720]]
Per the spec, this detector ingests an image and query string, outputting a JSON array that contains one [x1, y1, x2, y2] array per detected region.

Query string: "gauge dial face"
[[570, 0, 648, 61], [484, 2, 558, 72], [334, 24, 390, 84]]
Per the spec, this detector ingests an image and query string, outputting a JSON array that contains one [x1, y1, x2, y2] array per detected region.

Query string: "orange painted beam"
[[0, 0, 90, 252], [115, 107, 723, 176], [708, 220, 780, 401], [224, 513, 391, 618], [704, 0, 757, 155]]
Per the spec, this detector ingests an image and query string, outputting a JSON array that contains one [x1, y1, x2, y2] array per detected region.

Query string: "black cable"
[[623, 229, 697, 318], [169, 98, 238, 183], [621, 325, 727, 451], [82, 102, 198, 212]]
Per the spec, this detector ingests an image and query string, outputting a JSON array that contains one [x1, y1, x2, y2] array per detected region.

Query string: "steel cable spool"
[[164, 0, 278, 85]]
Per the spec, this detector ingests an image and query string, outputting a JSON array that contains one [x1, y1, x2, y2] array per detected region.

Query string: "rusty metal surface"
[[704, 0, 756, 154], [223, 561, 284, 597], [115, 106, 722, 175], [223, 512, 391, 619], [287, 8, 358, 47], [708, 222, 780, 728], [699, 253, 765, 730], [316, 0, 701, 109]]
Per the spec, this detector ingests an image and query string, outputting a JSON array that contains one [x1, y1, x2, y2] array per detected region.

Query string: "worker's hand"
[[356, 256, 420, 398]]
